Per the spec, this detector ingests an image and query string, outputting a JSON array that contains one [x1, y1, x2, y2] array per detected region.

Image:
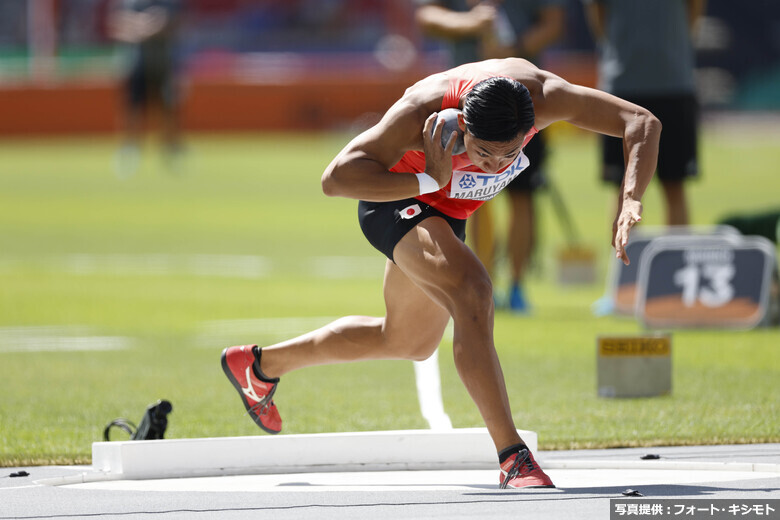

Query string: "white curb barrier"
[[87, 428, 538, 481]]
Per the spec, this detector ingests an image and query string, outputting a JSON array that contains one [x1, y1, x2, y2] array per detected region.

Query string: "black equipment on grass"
[[103, 399, 173, 441]]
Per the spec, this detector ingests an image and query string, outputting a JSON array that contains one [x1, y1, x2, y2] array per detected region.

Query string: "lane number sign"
[[635, 235, 776, 329]]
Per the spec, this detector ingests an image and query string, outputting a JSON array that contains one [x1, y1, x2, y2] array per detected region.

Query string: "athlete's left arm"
[[535, 74, 662, 265]]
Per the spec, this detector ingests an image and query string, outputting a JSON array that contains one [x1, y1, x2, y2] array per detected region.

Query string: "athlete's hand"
[[422, 112, 456, 189], [613, 198, 643, 265]]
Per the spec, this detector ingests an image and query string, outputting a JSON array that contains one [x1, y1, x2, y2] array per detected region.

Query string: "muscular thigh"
[[392, 216, 491, 317], [382, 258, 450, 360]]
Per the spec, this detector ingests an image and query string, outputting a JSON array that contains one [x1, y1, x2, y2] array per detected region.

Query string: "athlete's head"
[[459, 77, 534, 173], [463, 77, 535, 141]]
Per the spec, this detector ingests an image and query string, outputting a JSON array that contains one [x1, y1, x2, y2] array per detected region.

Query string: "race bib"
[[447, 151, 530, 201]]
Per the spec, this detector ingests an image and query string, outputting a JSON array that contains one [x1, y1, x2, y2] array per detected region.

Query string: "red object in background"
[[188, 0, 248, 14]]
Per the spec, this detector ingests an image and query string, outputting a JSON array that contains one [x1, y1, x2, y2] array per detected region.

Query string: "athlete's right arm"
[[321, 99, 456, 202]]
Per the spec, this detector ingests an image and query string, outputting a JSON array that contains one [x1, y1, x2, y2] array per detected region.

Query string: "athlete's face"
[[458, 116, 525, 173], [463, 131, 524, 173]]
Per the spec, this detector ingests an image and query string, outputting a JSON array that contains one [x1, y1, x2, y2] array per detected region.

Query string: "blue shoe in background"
[[509, 283, 530, 314], [591, 296, 615, 317]]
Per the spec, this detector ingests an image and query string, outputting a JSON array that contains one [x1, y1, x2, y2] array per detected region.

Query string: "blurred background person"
[[415, 0, 564, 313], [108, 0, 184, 177], [584, 0, 706, 227]]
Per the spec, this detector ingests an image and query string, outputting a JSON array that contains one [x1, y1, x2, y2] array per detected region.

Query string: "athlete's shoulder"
[[356, 72, 445, 158], [401, 72, 448, 106], [442, 59, 552, 97], [454, 58, 541, 81], [388, 72, 448, 127]]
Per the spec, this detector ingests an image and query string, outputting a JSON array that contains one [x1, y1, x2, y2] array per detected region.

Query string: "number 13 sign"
[[636, 235, 777, 329]]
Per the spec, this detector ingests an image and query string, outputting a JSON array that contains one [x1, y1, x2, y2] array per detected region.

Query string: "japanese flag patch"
[[399, 204, 422, 220]]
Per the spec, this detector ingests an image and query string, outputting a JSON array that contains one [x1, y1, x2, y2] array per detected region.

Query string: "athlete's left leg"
[[392, 217, 523, 452]]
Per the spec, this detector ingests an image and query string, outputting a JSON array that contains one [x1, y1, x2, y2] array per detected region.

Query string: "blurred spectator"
[[414, 0, 564, 313], [108, 0, 184, 177], [583, 0, 706, 226]]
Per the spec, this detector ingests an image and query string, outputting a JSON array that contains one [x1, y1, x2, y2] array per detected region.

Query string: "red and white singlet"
[[389, 65, 537, 220]]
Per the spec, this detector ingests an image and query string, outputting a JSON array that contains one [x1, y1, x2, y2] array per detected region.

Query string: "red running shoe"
[[221, 345, 282, 434], [499, 448, 555, 489]]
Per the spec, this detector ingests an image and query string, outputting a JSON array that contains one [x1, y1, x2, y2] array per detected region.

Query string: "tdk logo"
[[459, 174, 477, 189], [449, 151, 530, 201]]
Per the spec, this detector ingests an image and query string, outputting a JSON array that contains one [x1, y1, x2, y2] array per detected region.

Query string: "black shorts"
[[601, 93, 699, 185], [358, 198, 467, 262], [506, 130, 547, 193]]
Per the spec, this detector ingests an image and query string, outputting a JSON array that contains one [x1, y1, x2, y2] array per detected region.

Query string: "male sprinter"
[[221, 58, 660, 489]]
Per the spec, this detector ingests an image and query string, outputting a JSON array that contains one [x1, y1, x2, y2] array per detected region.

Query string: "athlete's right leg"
[[222, 255, 450, 434]]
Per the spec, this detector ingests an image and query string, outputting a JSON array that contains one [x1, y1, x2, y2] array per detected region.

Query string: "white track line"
[[413, 349, 453, 430], [0, 326, 132, 353], [0, 255, 384, 280]]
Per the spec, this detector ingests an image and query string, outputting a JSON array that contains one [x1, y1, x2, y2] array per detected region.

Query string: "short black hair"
[[462, 77, 535, 142]]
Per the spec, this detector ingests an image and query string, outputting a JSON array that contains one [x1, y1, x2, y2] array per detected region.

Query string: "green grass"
[[0, 127, 778, 467]]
